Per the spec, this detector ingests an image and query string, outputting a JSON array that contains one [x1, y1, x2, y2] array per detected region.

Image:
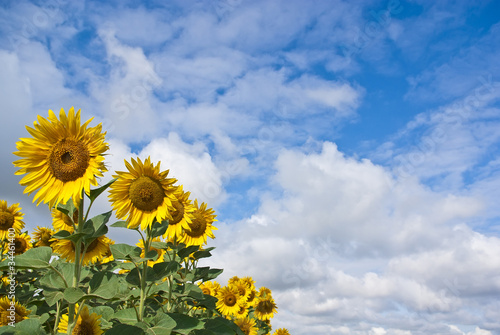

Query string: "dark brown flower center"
[[73, 318, 95, 335], [49, 139, 90, 182], [201, 287, 211, 296], [0, 212, 14, 230], [256, 300, 275, 314], [14, 238, 28, 255], [185, 212, 206, 237], [169, 201, 184, 225], [129, 176, 165, 211], [224, 293, 237, 307]]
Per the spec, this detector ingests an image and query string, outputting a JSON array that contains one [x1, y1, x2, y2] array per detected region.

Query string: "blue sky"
[[1, 0, 500, 334]]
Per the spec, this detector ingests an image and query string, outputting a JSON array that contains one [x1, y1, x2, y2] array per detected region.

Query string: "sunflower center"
[[0, 212, 15, 230], [73, 319, 95, 335], [84, 239, 99, 254], [201, 288, 212, 296], [169, 201, 184, 225], [185, 212, 206, 237], [14, 238, 27, 255], [256, 300, 274, 314], [224, 293, 237, 307], [129, 176, 165, 211], [49, 139, 90, 183]]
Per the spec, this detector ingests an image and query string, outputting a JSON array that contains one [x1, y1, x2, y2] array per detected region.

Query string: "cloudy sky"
[[1, 0, 500, 334]]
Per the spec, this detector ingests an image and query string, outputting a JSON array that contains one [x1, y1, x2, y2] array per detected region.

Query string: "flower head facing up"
[[13, 107, 108, 208], [216, 285, 245, 318], [109, 157, 177, 230], [4, 232, 32, 256], [0, 200, 25, 240]]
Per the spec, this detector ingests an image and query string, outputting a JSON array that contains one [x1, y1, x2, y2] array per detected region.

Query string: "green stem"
[[53, 301, 61, 334], [138, 226, 151, 321], [68, 195, 85, 335]]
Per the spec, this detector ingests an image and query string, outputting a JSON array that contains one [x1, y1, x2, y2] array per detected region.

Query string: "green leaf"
[[111, 221, 129, 228], [56, 199, 76, 218], [64, 287, 86, 304], [184, 283, 204, 300], [189, 330, 217, 335], [39, 263, 74, 289], [111, 244, 142, 261], [90, 305, 115, 321], [0, 246, 52, 270], [105, 324, 145, 335], [43, 289, 64, 306], [0, 318, 48, 334], [177, 245, 200, 259], [167, 313, 203, 334], [150, 219, 169, 238], [204, 317, 245, 335], [153, 261, 181, 280], [84, 211, 112, 238], [88, 178, 116, 202], [112, 308, 139, 325], [152, 312, 176, 329], [150, 241, 169, 250], [192, 249, 213, 260]]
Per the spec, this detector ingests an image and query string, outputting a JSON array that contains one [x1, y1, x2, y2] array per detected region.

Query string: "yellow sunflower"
[[179, 200, 217, 246], [6, 232, 32, 256], [32, 226, 55, 247], [0, 296, 31, 326], [273, 328, 291, 335], [51, 207, 78, 232], [199, 280, 221, 297], [229, 277, 251, 301], [234, 317, 258, 335], [13, 107, 108, 208], [254, 290, 278, 321], [0, 200, 25, 240], [216, 285, 245, 318], [51, 235, 112, 266], [163, 186, 195, 241], [136, 237, 165, 267], [58, 304, 103, 335], [109, 157, 178, 230]]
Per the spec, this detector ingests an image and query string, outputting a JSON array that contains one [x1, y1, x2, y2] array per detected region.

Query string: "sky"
[[1, 0, 500, 334]]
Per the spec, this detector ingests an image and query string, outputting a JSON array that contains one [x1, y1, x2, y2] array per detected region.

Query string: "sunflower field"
[[0, 108, 291, 335]]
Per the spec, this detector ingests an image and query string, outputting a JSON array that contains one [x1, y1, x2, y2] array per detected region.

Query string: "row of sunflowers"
[[0, 108, 290, 335]]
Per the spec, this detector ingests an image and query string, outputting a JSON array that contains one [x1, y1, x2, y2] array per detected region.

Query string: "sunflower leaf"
[[56, 199, 76, 218], [152, 261, 181, 280], [111, 221, 129, 228], [177, 245, 200, 259], [88, 178, 117, 202], [63, 287, 86, 304], [111, 243, 142, 261], [84, 210, 112, 238], [150, 219, 169, 238], [167, 313, 204, 334], [204, 317, 245, 335], [0, 246, 52, 270], [112, 308, 140, 325]]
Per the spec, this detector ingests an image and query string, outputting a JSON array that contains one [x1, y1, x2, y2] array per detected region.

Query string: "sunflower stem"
[[138, 225, 151, 321], [68, 195, 85, 335]]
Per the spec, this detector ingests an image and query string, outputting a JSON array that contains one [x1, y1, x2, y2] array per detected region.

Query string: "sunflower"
[[216, 285, 245, 318], [240, 277, 257, 307], [179, 200, 217, 246], [0, 200, 25, 240], [163, 186, 195, 241], [109, 157, 178, 230], [136, 237, 165, 267], [199, 280, 221, 297], [6, 232, 32, 256], [51, 207, 78, 232], [0, 296, 31, 326], [235, 302, 249, 319], [273, 328, 291, 335], [254, 289, 278, 321], [51, 235, 112, 266], [58, 305, 103, 335], [13, 107, 108, 208], [234, 317, 258, 335], [32, 226, 55, 247], [229, 277, 252, 301]]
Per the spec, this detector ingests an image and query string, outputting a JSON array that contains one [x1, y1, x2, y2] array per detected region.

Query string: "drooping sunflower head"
[[13, 107, 108, 208], [163, 185, 195, 241], [0, 296, 31, 326], [109, 157, 178, 231], [58, 305, 103, 335], [216, 285, 245, 318], [199, 280, 221, 297], [234, 317, 258, 335], [32, 226, 55, 247], [273, 328, 291, 335], [179, 200, 217, 246], [51, 235, 113, 266], [0, 200, 25, 240]]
